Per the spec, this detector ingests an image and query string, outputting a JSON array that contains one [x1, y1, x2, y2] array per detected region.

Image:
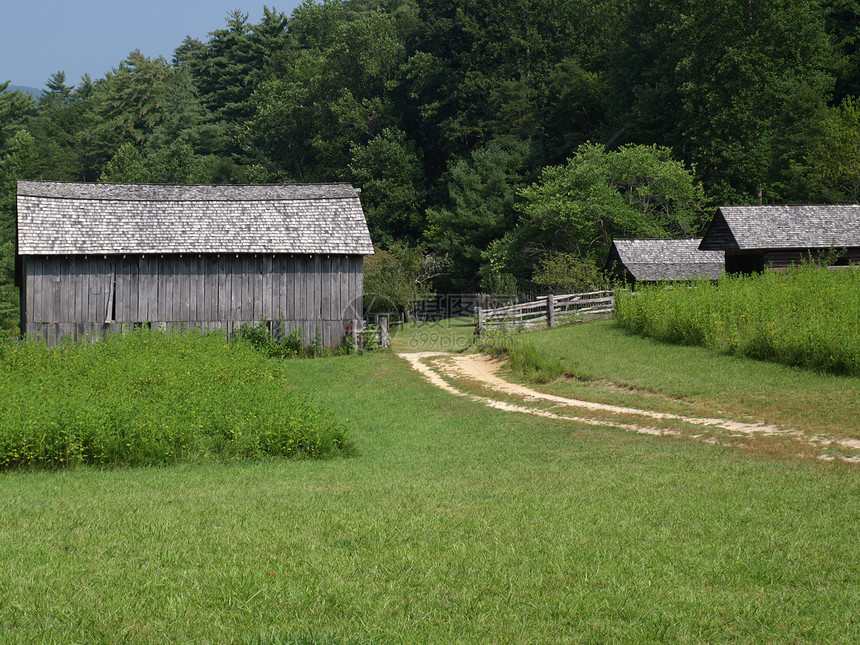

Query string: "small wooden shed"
[[604, 238, 724, 283], [16, 181, 373, 346], [699, 205, 860, 273]]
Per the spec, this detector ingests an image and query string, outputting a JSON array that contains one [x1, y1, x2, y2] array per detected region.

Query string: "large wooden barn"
[[604, 238, 724, 283], [699, 205, 860, 273], [16, 181, 374, 346]]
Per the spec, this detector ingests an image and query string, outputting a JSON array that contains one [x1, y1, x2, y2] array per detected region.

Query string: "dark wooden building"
[[699, 205, 860, 273], [17, 181, 373, 346], [604, 238, 724, 283]]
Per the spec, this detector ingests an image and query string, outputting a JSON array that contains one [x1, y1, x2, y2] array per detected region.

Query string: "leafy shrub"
[[235, 319, 276, 353], [615, 265, 860, 375], [307, 326, 331, 358], [360, 324, 380, 352], [336, 325, 383, 355], [234, 319, 303, 358], [279, 328, 305, 357], [531, 251, 611, 293], [338, 333, 356, 356], [0, 330, 353, 470]]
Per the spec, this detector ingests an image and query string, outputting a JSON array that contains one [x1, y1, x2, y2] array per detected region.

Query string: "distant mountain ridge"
[[7, 84, 43, 97]]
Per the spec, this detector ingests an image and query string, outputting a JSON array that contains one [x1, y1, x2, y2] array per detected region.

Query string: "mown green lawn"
[[2, 326, 859, 643], [388, 315, 476, 353]]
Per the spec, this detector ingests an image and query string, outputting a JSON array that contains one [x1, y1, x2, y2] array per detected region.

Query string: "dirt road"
[[399, 352, 860, 463]]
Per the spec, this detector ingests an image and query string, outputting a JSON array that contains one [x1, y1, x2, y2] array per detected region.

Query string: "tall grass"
[[615, 266, 860, 375], [0, 330, 352, 470], [487, 341, 566, 383]]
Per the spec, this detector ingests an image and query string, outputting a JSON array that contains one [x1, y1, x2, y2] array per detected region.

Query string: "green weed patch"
[[615, 266, 860, 375], [0, 330, 352, 470], [487, 341, 566, 384]]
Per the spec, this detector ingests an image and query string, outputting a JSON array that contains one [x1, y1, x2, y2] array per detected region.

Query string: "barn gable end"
[[698, 210, 739, 251], [17, 181, 373, 346]]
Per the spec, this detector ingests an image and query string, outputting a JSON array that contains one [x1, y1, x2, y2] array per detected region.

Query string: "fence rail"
[[475, 290, 614, 336]]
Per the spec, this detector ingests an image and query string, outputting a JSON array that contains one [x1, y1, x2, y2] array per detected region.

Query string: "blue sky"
[[2, 1, 304, 90]]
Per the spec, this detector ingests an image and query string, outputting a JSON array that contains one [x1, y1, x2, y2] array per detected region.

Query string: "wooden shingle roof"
[[17, 181, 374, 256], [605, 238, 724, 281], [700, 205, 860, 251]]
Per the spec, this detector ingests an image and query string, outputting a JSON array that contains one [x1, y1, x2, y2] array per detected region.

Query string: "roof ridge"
[[17, 179, 355, 187], [17, 180, 361, 203]]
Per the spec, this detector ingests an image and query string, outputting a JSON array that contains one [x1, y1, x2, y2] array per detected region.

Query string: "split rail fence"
[[475, 290, 615, 336]]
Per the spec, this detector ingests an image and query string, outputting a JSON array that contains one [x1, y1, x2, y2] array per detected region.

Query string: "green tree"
[[98, 142, 147, 182], [607, 0, 835, 204], [541, 59, 607, 166], [0, 129, 36, 334], [246, 4, 406, 180], [425, 140, 533, 290], [531, 251, 610, 293], [0, 82, 36, 150], [39, 71, 73, 109], [363, 242, 446, 320], [808, 96, 860, 202], [95, 51, 177, 145], [492, 143, 706, 285], [187, 11, 254, 122], [23, 72, 101, 181], [100, 141, 222, 184], [81, 50, 233, 181], [349, 127, 426, 245], [178, 8, 291, 160], [679, 0, 834, 203], [409, 0, 621, 177], [605, 0, 688, 152], [0, 129, 35, 241], [825, 0, 860, 101]]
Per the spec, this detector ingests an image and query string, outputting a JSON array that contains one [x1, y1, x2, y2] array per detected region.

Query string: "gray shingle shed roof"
[[700, 205, 860, 251], [606, 238, 724, 281], [17, 181, 374, 256]]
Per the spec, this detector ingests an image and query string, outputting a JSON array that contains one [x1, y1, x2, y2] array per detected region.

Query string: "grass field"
[[2, 324, 859, 643]]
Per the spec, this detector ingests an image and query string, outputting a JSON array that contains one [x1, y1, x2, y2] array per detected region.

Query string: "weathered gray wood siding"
[[22, 254, 364, 346]]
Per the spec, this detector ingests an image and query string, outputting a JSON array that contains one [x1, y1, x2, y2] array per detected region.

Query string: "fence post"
[[352, 318, 361, 353], [547, 293, 555, 328], [379, 315, 389, 348], [476, 306, 484, 337]]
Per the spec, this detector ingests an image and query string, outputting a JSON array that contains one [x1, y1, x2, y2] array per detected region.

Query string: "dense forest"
[[2, 0, 860, 333]]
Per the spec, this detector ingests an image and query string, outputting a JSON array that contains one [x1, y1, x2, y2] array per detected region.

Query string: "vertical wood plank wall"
[[22, 254, 364, 346]]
